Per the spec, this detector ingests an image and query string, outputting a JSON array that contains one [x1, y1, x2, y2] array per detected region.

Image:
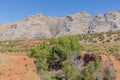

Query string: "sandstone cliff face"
[[0, 11, 120, 40]]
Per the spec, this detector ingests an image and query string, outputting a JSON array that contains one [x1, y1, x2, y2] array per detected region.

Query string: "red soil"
[[0, 52, 40, 80], [79, 52, 120, 80]]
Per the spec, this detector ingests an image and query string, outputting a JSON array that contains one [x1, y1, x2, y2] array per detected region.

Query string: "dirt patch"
[[0, 52, 40, 80], [109, 55, 120, 80], [79, 52, 120, 80], [17, 39, 42, 47]]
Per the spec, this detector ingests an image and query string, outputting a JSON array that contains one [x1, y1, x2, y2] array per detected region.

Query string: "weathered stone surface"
[[0, 11, 120, 40]]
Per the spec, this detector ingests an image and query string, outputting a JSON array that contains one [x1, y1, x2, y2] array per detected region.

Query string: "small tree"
[[29, 42, 50, 71]]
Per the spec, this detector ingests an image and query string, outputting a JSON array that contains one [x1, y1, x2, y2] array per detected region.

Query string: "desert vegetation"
[[27, 35, 117, 80], [1, 30, 120, 80], [78, 30, 120, 43]]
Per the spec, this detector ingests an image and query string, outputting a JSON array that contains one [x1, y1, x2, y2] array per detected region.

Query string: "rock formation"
[[0, 11, 120, 40]]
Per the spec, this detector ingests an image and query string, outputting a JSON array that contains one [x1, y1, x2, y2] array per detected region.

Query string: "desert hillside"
[[0, 32, 120, 80], [0, 11, 120, 40], [0, 0, 120, 79], [0, 11, 120, 80]]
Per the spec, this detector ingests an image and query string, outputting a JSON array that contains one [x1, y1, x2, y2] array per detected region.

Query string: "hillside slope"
[[0, 11, 120, 40]]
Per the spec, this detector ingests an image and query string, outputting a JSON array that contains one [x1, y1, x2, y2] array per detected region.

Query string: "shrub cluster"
[[28, 36, 117, 80], [29, 36, 82, 71]]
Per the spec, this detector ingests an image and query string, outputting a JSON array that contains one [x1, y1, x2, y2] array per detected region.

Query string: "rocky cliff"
[[0, 11, 120, 40]]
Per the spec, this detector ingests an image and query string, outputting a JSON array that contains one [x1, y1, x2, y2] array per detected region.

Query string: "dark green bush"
[[29, 36, 82, 72]]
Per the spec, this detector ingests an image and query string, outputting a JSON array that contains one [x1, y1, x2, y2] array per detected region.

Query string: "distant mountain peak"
[[0, 11, 120, 40]]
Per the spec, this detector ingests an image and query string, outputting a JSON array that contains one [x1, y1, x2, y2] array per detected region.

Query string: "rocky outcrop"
[[0, 11, 120, 40]]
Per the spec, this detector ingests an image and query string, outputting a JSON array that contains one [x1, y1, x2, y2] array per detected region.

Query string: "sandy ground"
[[0, 52, 40, 80]]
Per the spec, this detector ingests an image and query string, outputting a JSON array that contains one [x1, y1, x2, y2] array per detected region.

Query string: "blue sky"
[[0, 0, 120, 24]]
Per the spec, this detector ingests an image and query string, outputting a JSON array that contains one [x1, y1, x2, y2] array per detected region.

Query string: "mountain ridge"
[[0, 10, 120, 40]]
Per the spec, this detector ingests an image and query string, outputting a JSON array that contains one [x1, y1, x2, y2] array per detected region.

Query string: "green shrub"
[[29, 36, 82, 72], [29, 42, 50, 70], [62, 61, 80, 80]]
